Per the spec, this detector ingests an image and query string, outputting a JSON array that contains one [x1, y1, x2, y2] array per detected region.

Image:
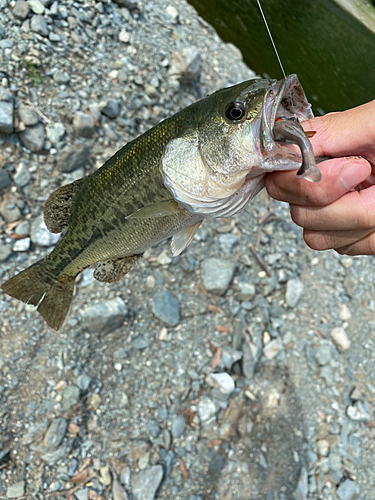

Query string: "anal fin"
[[171, 221, 201, 257], [43, 178, 85, 233], [93, 255, 139, 283]]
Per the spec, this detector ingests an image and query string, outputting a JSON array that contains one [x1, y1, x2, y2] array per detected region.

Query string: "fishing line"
[[256, 0, 286, 79]]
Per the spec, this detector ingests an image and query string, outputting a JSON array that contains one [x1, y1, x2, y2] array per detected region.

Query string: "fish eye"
[[225, 101, 246, 121]]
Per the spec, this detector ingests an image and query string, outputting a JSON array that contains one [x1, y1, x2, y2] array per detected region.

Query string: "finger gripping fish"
[[1, 74, 320, 330]]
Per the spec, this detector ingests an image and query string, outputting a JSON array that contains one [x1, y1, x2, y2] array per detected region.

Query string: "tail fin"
[[1, 259, 75, 331]]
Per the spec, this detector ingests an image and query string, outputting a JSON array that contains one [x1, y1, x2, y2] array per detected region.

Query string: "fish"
[[1, 74, 321, 331]]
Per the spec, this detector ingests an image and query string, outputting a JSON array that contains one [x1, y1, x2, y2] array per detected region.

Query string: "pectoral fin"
[[126, 200, 182, 219], [171, 221, 201, 256], [94, 255, 139, 283], [44, 178, 85, 233]]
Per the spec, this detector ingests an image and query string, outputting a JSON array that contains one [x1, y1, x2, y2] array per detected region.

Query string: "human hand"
[[265, 100, 375, 255]]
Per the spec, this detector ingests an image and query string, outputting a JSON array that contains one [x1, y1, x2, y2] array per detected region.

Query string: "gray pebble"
[[18, 103, 39, 126], [73, 111, 95, 138], [0, 244, 12, 262], [206, 372, 235, 396], [81, 297, 128, 334], [30, 15, 49, 37], [0, 203, 21, 223], [46, 122, 65, 144], [15, 220, 30, 236], [53, 70, 70, 84], [101, 100, 120, 119], [264, 339, 283, 360], [147, 419, 161, 438], [169, 47, 201, 82], [336, 479, 356, 500], [76, 374, 91, 391], [12, 0, 30, 19], [44, 418, 67, 450], [198, 396, 217, 424], [131, 465, 163, 500], [218, 346, 243, 370], [56, 143, 91, 173], [201, 258, 236, 295], [19, 123, 46, 152], [329, 453, 342, 471], [29, 0, 44, 15], [219, 233, 239, 250], [61, 385, 80, 409], [0, 101, 13, 134], [171, 414, 186, 438], [131, 335, 149, 349], [0, 170, 12, 191], [152, 289, 180, 326], [315, 344, 332, 366], [13, 163, 31, 187], [291, 467, 308, 500], [6, 481, 25, 498], [31, 215, 61, 246], [159, 406, 168, 419], [236, 281, 255, 301], [286, 277, 303, 308]]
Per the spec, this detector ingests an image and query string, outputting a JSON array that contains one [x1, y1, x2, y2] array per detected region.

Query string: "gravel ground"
[[1, 1, 375, 500]]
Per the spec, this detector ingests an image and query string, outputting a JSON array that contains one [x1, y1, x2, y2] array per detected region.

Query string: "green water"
[[190, 0, 375, 114]]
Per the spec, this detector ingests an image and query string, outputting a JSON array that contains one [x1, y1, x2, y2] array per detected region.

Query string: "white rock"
[[264, 339, 283, 360], [330, 327, 351, 352], [339, 304, 352, 321], [206, 372, 235, 395], [198, 396, 217, 423], [316, 439, 330, 457]]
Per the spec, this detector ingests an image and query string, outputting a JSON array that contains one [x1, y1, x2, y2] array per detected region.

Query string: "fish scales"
[[1, 75, 321, 330]]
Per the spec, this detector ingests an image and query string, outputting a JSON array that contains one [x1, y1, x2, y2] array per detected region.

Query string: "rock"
[[156, 249, 172, 265], [206, 372, 235, 396], [218, 346, 243, 370], [152, 290, 180, 326], [286, 278, 303, 308], [315, 344, 332, 366], [15, 220, 30, 236], [113, 480, 128, 500], [329, 453, 342, 471], [29, 0, 45, 15], [81, 297, 128, 334], [101, 100, 120, 119], [171, 414, 186, 438], [0, 101, 13, 134], [18, 103, 39, 126], [131, 335, 149, 349], [165, 5, 178, 23], [41, 437, 73, 465], [13, 237, 30, 251], [0, 244, 12, 262], [0, 170, 12, 190], [61, 385, 80, 409], [76, 374, 91, 391], [237, 414, 253, 436], [339, 303, 352, 321], [53, 70, 70, 84], [242, 340, 255, 378], [264, 339, 283, 360], [119, 30, 130, 43], [13, 163, 31, 187], [56, 143, 91, 172], [346, 400, 371, 422], [201, 258, 236, 295], [46, 122, 65, 144], [13, 0, 30, 19], [31, 215, 61, 246], [19, 123, 45, 152], [30, 15, 48, 37], [44, 418, 67, 450], [292, 467, 308, 500], [236, 281, 255, 301], [219, 233, 239, 250], [0, 202, 21, 223], [330, 327, 351, 352], [131, 465, 163, 500], [147, 419, 161, 438], [73, 112, 95, 138], [6, 481, 25, 498], [198, 396, 217, 424], [100, 466, 112, 486], [336, 479, 356, 500], [169, 47, 201, 82], [316, 439, 330, 457]]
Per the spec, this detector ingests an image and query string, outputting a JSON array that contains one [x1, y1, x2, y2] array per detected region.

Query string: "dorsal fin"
[[43, 178, 85, 233]]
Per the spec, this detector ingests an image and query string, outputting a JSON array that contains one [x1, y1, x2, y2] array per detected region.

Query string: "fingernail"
[[339, 163, 370, 190]]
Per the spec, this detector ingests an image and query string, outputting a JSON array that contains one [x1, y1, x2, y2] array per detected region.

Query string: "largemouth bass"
[[1, 74, 320, 331]]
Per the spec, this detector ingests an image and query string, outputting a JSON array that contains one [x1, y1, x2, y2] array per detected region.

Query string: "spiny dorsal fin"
[[43, 178, 85, 233]]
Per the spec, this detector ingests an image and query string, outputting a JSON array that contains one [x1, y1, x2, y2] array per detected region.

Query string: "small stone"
[[236, 281, 255, 301], [201, 258, 236, 295], [346, 400, 371, 422], [81, 297, 128, 334], [73, 111, 95, 138], [30, 15, 48, 37], [46, 122, 65, 144], [6, 481, 25, 498], [0, 101, 13, 134], [101, 100, 120, 119], [13, 236, 30, 251], [120, 466, 131, 485], [147, 419, 161, 438], [0, 203, 21, 223], [100, 466, 112, 486], [131, 465, 163, 500], [315, 344, 332, 366], [0, 170, 12, 190], [29, 0, 45, 15], [165, 5, 178, 23], [76, 374, 91, 391], [206, 372, 235, 395], [316, 439, 330, 457], [44, 418, 67, 450], [219, 233, 239, 250], [330, 327, 351, 352], [131, 335, 149, 350], [264, 339, 283, 360], [157, 249, 172, 265], [56, 143, 91, 173], [19, 123, 46, 152], [286, 278, 303, 308], [113, 480, 128, 500], [13, 0, 30, 19], [119, 29, 130, 43], [329, 453, 342, 471], [87, 393, 101, 411], [53, 70, 70, 84], [292, 467, 308, 500], [0, 244, 12, 262], [152, 290, 180, 326], [198, 396, 217, 424], [218, 346, 242, 370], [336, 479, 356, 500], [31, 215, 60, 246], [171, 414, 186, 438], [169, 47, 201, 82], [13, 163, 31, 187], [339, 303, 352, 321], [61, 385, 80, 409], [237, 414, 253, 436], [18, 103, 39, 126], [340, 257, 353, 269]]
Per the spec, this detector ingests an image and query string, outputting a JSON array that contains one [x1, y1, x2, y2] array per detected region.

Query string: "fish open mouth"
[[260, 74, 321, 181]]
